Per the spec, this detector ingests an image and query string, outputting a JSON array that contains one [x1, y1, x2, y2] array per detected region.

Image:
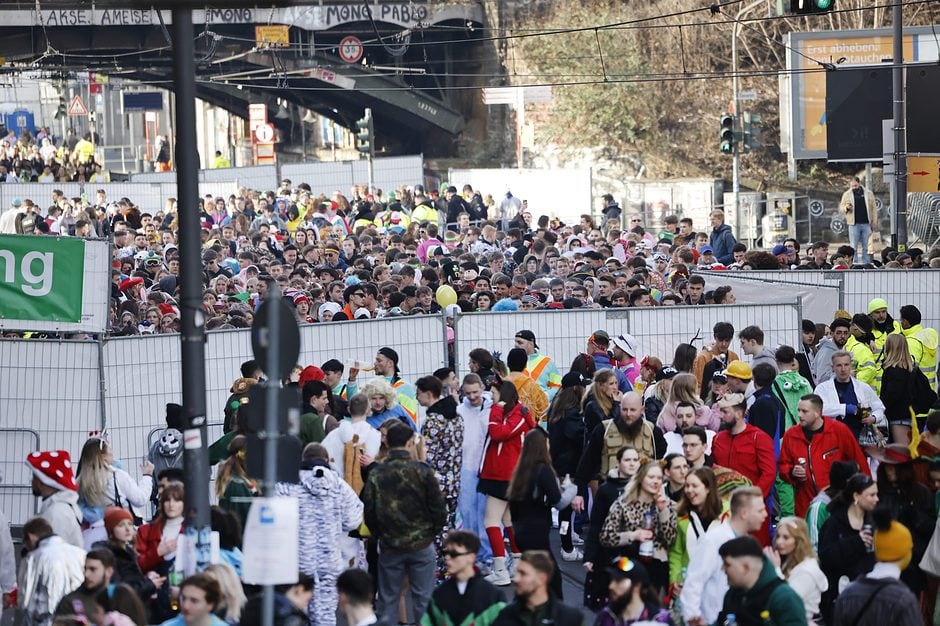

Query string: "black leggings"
[[515, 526, 564, 599]]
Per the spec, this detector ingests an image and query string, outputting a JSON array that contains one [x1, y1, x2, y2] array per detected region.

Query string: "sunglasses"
[[442, 549, 473, 558]]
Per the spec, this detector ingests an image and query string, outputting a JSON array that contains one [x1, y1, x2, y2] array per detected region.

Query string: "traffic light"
[[356, 108, 373, 158], [742, 112, 762, 153], [789, 0, 834, 14], [719, 113, 737, 155]]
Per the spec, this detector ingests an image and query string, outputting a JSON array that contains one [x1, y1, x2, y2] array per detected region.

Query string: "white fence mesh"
[[697, 269, 940, 330], [127, 155, 423, 195], [0, 428, 40, 527], [0, 315, 447, 524], [695, 272, 839, 326], [453, 303, 803, 380], [0, 182, 238, 216]]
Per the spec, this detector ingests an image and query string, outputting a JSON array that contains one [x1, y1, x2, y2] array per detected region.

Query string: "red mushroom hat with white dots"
[[25, 450, 78, 491]]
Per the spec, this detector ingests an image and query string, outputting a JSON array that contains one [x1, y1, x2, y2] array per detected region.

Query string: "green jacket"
[[220, 475, 256, 530], [715, 555, 807, 626], [362, 449, 447, 552]]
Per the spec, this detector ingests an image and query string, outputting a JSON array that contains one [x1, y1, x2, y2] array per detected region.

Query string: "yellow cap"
[[725, 360, 752, 381]]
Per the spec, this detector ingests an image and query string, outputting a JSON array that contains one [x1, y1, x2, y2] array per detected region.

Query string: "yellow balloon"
[[435, 285, 458, 307]]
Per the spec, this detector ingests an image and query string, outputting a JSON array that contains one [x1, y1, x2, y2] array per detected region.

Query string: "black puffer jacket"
[[548, 401, 585, 478]]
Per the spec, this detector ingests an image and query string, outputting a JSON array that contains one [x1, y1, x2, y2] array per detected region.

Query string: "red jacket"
[[135, 517, 183, 573], [779, 418, 870, 517], [711, 423, 777, 499], [479, 402, 536, 482]]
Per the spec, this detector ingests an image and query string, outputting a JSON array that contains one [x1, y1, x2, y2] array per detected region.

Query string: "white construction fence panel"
[[0, 182, 240, 216], [448, 168, 592, 224], [454, 303, 802, 380], [282, 155, 424, 193], [101, 316, 446, 467], [0, 428, 41, 527], [201, 166, 276, 191], [0, 339, 102, 524], [696, 272, 839, 325], [841, 269, 940, 330]]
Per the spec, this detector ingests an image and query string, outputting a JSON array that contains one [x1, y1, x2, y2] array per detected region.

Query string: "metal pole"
[[172, 6, 211, 574], [731, 18, 741, 229], [261, 283, 282, 626], [892, 0, 908, 249]]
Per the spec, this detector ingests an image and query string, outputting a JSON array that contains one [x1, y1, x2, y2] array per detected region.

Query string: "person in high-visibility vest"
[[846, 314, 881, 394], [900, 305, 938, 392], [868, 298, 902, 356], [513, 330, 561, 401], [346, 347, 418, 426]]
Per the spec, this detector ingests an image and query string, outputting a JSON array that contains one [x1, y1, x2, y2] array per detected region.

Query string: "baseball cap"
[[514, 330, 538, 349], [699, 245, 714, 254], [772, 244, 788, 255]]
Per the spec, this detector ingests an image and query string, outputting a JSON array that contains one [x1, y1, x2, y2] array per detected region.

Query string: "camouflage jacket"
[[362, 449, 447, 552]]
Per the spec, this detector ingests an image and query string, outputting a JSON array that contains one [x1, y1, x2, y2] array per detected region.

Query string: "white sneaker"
[[571, 530, 584, 546], [485, 567, 511, 586], [561, 547, 583, 562]]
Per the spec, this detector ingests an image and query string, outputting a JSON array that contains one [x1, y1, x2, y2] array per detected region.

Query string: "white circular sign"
[[255, 123, 275, 143], [830, 217, 846, 234], [809, 200, 824, 217], [339, 36, 363, 63]]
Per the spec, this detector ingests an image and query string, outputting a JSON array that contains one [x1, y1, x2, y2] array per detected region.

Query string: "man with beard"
[[710, 393, 775, 545], [868, 298, 901, 355], [573, 392, 666, 512], [54, 548, 115, 618], [594, 557, 670, 625], [491, 551, 581, 626]]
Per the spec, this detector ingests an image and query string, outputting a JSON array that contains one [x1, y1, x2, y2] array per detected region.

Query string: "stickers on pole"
[[242, 497, 299, 586]]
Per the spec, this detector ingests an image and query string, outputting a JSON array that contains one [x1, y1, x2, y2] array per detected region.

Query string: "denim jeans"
[[458, 468, 492, 561], [848, 222, 872, 264]]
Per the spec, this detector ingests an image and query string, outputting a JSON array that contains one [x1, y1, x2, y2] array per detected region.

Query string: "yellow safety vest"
[[846, 336, 881, 393], [904, 324, 939, 392]]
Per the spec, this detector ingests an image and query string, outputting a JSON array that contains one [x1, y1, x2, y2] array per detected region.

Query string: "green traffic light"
[[816, 0, 832, 8]]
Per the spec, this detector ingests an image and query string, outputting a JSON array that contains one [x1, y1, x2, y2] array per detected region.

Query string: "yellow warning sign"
[[255, 25, 289, 49], [907, 156, 940, 193]]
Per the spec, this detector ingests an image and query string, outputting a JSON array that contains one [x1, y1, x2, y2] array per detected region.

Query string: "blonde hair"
[[620, 460, 662, 505], [667, 373, 702, 407], [360, 378, 398, 409], [585, 369, 617, 416], [776, 516, 817, 578], [882, 333, 914, 371], [205, 563, 246, 622], [77, 437, 112, 507]]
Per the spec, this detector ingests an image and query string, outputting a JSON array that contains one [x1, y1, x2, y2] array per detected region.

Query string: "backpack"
[[772, 371, 813, 429], [343, 433, 366, 495], [909, 366, 938, 414]]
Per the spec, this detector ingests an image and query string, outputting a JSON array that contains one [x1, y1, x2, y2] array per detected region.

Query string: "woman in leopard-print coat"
[[600, 460, 678, 594]]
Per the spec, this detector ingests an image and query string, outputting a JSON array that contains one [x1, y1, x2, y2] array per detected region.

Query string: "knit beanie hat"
[[104, 506, 134, 536], [874, 510, 913, 569]]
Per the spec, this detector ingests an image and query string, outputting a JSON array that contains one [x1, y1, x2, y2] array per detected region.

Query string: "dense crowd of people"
[[2, 177, 940, 626], [1, 178, 939, 340], [3, 287, 940, 626]]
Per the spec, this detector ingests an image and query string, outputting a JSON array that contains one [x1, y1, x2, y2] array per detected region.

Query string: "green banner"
[[0, 235, 85, 323]]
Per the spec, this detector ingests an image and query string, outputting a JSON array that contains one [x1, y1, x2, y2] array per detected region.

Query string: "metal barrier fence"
[[696, 269, 940, 329], [0, 314, 446, 520], [0, 429, 40, 528], [127, 155, 424, 194], [453, 303, 803, 381], [695, 271, 840, 325], [0, 181, 236, 216], [908, 192, 940, 249]]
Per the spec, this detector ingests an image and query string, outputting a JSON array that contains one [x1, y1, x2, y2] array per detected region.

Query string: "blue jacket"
[[591, 352, 631, 393], [709, 223, 737, 265]]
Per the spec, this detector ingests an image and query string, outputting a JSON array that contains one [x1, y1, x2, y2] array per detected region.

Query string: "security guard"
[[846, 314, 881, 393], [900, 305, 938, 392], [868, 298, 902, 355]]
